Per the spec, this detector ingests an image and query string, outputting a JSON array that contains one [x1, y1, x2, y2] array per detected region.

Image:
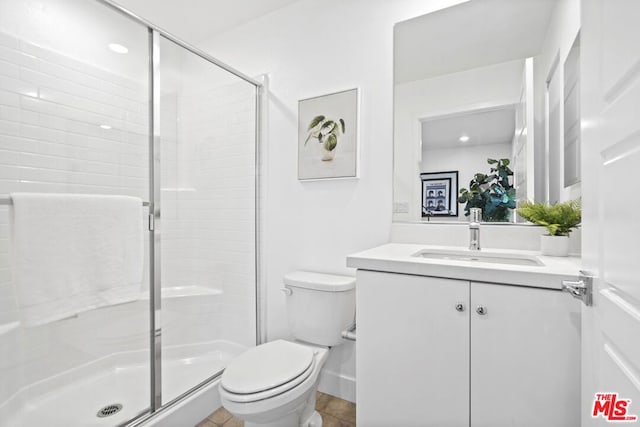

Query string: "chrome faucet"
[[469, 208, 481, 251]]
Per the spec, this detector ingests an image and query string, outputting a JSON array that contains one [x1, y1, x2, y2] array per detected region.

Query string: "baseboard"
[[317, 369, 356, 403]]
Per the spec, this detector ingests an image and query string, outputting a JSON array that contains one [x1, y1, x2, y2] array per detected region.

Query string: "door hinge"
[[561, 270, 594, 306]]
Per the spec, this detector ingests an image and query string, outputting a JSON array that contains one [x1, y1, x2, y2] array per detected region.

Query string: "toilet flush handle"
[[281, 288, 292, 296]]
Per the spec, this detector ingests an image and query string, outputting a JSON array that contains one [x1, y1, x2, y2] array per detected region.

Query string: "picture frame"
[[420, 171, 459, 217], [298, 88, 358, 180]]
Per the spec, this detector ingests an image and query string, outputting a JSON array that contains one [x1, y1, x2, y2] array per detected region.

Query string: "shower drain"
[[96, 403, 123, 418]]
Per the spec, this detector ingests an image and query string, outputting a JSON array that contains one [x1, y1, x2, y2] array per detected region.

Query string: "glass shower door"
[[0, 0, 153, 425], [157, 35, 258, 404]]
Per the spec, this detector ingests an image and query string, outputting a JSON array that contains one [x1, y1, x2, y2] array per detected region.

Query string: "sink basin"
[[413, 250, 544, 266]]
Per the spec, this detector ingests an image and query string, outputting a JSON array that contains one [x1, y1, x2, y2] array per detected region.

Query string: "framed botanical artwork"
[[298, 88, 358, 180], [420, 171, 459, 217]]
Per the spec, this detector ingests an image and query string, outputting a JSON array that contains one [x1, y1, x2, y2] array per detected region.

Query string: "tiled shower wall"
[[161, 78, 257, 348], [0, 30, 150, 326]]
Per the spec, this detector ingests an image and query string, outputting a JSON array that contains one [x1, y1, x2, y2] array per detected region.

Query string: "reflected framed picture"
[[420, 171, 458, 217], [298, 88, 358, 180]]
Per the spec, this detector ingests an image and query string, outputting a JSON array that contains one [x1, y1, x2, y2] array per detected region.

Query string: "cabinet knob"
[[455, 303, 465, 312], [476, 305, 487, 315]]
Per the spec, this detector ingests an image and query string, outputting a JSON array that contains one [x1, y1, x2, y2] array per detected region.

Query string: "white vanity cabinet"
[[356, 269, 580, 427], [356, 270, 470, 427]]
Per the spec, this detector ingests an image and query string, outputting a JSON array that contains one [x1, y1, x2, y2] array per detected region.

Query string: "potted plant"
[[304, 115, 345, 161], [457, 158, 516, 222], [517, 199, 581, 256]]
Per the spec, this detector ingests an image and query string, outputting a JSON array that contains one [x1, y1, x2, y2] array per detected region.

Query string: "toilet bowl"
[[220, 340, 328, 427], [219, 271, 355, 427]]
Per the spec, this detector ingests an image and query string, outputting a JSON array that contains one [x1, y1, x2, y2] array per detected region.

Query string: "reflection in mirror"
[[393, 0, 582, 224], [421, 106, 516, 221]]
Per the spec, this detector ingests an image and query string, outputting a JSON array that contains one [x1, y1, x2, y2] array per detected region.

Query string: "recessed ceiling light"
[[99, 124, 112, 130], [108, 43, 128, 54], [459, 135, 470, 142]]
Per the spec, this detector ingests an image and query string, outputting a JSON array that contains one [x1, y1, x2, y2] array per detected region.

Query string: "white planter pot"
[[321, 147, 336, 161], [540, 234, 570, 257]]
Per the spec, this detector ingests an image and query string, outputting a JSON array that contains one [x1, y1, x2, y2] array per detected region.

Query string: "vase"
[[540, 234, 569, 257], [321, 147, 336, 161]]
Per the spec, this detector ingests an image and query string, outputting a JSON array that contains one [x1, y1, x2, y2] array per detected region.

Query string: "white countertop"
[[346, 243, 582, 290]]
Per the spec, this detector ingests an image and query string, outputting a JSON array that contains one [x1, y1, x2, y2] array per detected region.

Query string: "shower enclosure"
[[0, 0, 260, 425]]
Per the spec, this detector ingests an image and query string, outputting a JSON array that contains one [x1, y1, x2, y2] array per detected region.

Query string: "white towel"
[[9, 193, 144, 326]]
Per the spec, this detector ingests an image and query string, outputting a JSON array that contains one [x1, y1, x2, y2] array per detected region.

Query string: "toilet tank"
[[283, 271, 355, 347]]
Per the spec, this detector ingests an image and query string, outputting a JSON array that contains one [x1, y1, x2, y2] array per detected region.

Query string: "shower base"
[[0, 340, 246, 427]]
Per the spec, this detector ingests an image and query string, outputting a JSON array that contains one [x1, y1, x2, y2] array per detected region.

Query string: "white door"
[[581, 0, 640, 425]]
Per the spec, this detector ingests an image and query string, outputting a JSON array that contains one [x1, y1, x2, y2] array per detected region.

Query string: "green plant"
[[457, 158, 516, 222], [517, 199, 581, 236], [304, 115, 345, 152]]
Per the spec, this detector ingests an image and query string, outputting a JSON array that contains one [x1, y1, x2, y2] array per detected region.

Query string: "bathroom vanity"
[[347, 244, 581, 427]]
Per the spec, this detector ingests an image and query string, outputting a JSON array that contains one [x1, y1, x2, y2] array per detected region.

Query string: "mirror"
[[393, 0, 582, 223]]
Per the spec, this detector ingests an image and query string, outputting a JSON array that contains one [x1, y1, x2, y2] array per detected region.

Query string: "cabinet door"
[[470, 282, 580, 427], [357, 270, 469, 427]]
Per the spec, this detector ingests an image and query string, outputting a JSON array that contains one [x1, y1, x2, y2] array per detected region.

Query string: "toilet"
[[219, 271, 356, 427]]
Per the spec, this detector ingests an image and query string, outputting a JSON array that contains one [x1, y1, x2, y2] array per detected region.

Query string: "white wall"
[[394, 59, 524, 222], [199, 0, 470, 401], [421, 142, 512, 221], [533, 0, 581, 203]]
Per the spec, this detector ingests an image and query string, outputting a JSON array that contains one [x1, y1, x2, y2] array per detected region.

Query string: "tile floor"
[[195, 392, 356, 427]]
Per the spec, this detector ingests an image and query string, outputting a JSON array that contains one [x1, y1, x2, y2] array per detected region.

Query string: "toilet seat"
[[220, 341, 330, 425], [221, 340, 316, 403]]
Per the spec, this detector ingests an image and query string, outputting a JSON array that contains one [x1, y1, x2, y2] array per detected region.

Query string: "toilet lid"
[[221, 340, 314, 394]]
